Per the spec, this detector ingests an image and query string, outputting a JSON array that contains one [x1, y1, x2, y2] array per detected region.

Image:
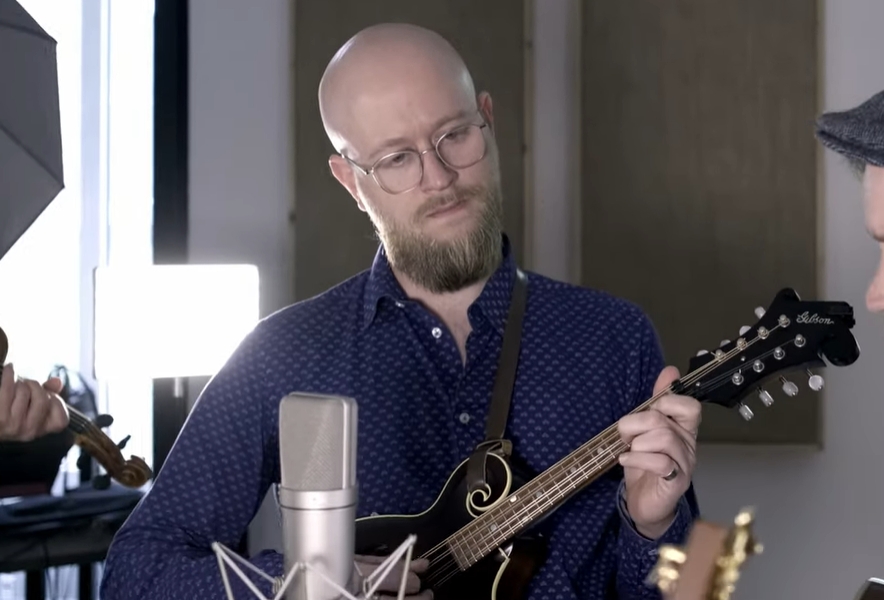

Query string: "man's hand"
[[354, 554, 433, 599], [0, 364, 69, 441], [616, 365, 700, 539]]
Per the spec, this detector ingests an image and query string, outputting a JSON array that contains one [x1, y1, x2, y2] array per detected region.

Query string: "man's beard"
[[372, 182, 504, 293]]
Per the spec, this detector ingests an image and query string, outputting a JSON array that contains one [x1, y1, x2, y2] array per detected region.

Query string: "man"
[[816, 89, 884, 312], [2, 23, 700, 599]]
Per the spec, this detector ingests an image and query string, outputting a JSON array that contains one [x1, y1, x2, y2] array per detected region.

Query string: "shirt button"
[[431, 327, 442, 339], [395, 301, 404, 308], [458, 412, 470, 424], [370, 511, 379, 516]]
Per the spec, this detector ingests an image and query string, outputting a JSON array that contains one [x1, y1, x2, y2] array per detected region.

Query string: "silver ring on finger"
[[663, 466, 679, 481]]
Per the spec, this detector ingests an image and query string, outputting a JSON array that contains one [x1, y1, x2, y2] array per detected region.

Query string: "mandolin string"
[[448, 325, 787, 579], [423, 327, 780, 579], [450, 328, 776, 563]]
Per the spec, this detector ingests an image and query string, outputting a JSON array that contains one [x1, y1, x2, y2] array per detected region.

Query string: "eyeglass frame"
[[340, 117, 490, 195]]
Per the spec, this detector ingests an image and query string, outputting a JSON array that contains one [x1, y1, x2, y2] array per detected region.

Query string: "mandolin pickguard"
[[355, 452, 549, 600]]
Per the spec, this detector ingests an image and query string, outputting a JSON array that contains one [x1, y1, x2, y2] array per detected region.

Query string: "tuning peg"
[[95, 414, 114, 428], [757, 388, 774, 407], [739, 325, 751, 336], [779, 376, 799, 397], [754, 306, 766, 319], [807, 369, 825, 391], [117, 434, 131, 451], [696, 349, 709, 356], [738, 402, 754, 421]]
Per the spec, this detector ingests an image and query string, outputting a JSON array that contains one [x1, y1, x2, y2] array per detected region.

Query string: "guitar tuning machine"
[[739, 325, 751, 336], [779, 376, 799, 397], [807, 369, 825, 391], [738, 402, 754, 421], [757, 388, 774, 407], [754, 306, 766, 319]]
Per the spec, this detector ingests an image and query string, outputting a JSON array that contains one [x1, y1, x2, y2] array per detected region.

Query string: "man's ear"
[[477, 91, 494, 133], [328, 154, 367, 212]]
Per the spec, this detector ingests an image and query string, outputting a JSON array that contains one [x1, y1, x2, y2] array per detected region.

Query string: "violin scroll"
[[0, 325, 153, 488], [68, 404, 153, 488]]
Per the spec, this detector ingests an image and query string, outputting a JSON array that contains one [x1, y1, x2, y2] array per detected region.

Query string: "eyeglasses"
[[343, 121, 489, 195]]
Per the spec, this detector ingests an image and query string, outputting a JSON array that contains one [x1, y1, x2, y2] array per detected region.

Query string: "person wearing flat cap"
[[816, 89, 884, 312]]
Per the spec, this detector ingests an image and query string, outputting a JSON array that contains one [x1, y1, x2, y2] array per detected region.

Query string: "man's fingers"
[[6, 380, 32, 437], [45, 396, 70, 434], [43, 376, 64, 395], [377, 593, 433, 600], [653, 365, 681, 396], [619, 409, 695, 447], [623, 428, 692, 472], [649, 394, 702, 433], [356, 556, 428, 593], [0, 364, 14, 414], [22, 380, 51, 440], [618, 451, 679, 478]]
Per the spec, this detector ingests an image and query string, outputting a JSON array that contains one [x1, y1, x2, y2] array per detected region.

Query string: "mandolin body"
[[355, 452, 549, 600]]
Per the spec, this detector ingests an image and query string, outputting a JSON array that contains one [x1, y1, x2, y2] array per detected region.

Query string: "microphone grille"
[[278, 392, 357, 491]]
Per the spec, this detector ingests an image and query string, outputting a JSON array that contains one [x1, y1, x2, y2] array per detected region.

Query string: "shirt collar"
[[362, 234, 520, 335]]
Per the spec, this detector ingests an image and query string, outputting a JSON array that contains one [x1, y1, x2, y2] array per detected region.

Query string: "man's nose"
[[419, 150, 456, 192], [866, 252, 884, 313]]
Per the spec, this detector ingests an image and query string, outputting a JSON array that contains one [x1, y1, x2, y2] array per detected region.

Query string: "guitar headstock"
[[649, 507, 763, 600], [677, 288, 859, 421]]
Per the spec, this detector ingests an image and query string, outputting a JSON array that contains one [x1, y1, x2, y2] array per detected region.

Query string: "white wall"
[[188, 0, 293, 554], [188, 0, 884, 597], [188, 0, 294, 318]]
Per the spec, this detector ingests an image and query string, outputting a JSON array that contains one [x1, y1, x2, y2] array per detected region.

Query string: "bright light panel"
[[93, 264, 259, 380]]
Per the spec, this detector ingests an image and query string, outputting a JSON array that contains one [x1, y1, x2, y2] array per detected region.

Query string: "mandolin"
[[0, 325, 152, 489], [354, 288, 860, 599]]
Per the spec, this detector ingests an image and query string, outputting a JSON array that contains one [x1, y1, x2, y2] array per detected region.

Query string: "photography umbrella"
[[0, 0, 64, 261]]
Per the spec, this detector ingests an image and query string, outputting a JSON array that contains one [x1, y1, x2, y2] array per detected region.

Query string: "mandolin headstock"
[[676, 288, 860, 421]]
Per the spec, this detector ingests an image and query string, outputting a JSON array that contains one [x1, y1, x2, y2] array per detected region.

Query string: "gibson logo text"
[[796, 311, 834, 325]]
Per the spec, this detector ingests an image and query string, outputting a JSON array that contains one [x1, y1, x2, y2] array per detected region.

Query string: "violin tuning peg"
[[739, 325, 751, 336], [95, 414, 114, 428], [116, 434, 131, 451]]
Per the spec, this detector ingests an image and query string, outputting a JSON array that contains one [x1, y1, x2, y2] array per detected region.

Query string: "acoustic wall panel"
[[579, 1, 820, 444]]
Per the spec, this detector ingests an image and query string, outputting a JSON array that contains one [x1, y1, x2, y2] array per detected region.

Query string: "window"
[[0, 1, 154, 597]]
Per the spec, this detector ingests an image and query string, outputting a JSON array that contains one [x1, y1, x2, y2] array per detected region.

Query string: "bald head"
[[319, 23, 478, 156]]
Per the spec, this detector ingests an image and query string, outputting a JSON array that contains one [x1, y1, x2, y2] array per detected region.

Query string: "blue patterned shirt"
[[100, 237, 699, 600]]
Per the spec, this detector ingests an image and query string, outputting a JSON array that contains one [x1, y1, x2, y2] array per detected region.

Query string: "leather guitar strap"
[[466, 268, 528, 495]]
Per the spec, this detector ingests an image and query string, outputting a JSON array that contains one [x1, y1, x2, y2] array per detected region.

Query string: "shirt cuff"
[[616, 480, 694, 551]]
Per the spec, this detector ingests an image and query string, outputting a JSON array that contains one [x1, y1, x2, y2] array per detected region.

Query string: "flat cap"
[[815, 89, 884, 168]]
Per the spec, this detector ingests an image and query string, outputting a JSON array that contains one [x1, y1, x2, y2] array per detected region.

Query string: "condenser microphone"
[[278, 392, 358, 600]]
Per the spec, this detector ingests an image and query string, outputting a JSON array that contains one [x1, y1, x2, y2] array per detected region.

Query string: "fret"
[[448, 534, 468, 570], [455, 427, 629, 562]]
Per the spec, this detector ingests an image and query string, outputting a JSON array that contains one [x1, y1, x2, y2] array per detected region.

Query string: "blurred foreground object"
[[0, 0, 64, 260], [649, 507, 763, 600], [855, 578, 884, 600]]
